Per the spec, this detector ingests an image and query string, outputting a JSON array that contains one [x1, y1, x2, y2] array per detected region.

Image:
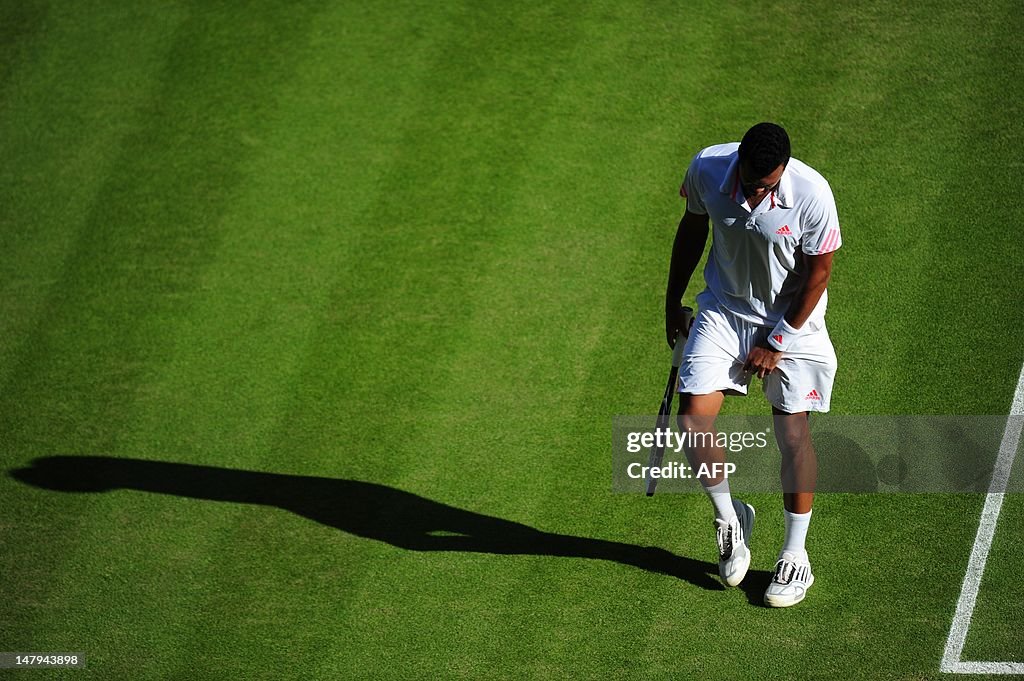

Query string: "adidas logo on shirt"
[[776, 225, 792, 235]]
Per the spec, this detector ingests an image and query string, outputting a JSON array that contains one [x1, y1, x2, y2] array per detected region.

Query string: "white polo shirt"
[[681, 142, 842, 327]]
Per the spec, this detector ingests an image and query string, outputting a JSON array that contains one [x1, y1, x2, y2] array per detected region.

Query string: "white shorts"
[[677, 292, 837, 413]]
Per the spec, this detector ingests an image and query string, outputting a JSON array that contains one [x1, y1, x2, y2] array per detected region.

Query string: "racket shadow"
[[10, 455, 723, 591]]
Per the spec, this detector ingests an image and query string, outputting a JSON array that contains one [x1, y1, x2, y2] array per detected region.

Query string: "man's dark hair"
[[738, 122, 791, 177]]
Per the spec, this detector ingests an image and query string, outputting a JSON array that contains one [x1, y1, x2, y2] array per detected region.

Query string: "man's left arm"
[[743, 254, 833, 378], [781, 252, 834, 329], [745, 180, 841, 379]]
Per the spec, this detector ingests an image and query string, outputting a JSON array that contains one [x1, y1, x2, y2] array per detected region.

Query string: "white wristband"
[[767, 318, 802, 351]]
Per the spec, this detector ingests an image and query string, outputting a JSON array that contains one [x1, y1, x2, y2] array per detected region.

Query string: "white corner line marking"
[[940, 361, 1024, 674]]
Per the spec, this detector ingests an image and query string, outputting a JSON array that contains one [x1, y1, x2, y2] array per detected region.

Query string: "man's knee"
[[774, 412, 813, 457], [675, 392, 723, 431]]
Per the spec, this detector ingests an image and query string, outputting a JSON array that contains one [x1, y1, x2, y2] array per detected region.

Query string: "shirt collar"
[[719, 153, 794, 209], [774, 166, 793, 208], [719, 154, 740, 196]]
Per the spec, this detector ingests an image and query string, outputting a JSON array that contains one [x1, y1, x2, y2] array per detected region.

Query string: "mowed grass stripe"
[[1, 0, 314, 454], [0, 4, 176, 385], [905, 0, 1024, 414], [0, 3, 187, 394], [332, 9, 667, 677], [2, 1, 334, 673], [0, 1, 193, 645], [225, 4, 587, 488], [299, 4, 610, 677], [0, 2, 47, 97]]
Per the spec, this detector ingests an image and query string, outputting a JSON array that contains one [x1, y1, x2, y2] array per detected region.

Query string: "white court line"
[[940, 361, 1024, 674]]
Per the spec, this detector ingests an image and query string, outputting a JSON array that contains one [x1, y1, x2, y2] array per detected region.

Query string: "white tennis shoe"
[[764, 551, 814, 607], [716, 499, 755, 587]]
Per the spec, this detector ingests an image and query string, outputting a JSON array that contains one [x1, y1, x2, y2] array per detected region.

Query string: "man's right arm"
[[665, 209, 709, 348]]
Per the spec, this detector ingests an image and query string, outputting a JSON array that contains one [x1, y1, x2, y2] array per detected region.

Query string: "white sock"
[[704, 479, 736, 523], [781, 509, 812, 561]]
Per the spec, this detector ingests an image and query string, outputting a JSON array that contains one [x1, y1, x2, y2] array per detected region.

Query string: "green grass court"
[[1, 1, 1023, 678]]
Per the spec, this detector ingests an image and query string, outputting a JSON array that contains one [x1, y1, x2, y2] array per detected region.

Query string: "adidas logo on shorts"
[[805, 389, 822, 401]]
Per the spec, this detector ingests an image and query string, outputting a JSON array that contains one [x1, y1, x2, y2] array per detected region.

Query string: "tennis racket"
[[645, 306, 694, 496]]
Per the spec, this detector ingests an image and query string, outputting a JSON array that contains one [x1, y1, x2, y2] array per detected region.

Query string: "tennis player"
[[665, 122, 841, 607]]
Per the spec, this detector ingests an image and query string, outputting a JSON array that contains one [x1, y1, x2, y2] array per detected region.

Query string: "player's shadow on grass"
[[9, 455, 758, 593]]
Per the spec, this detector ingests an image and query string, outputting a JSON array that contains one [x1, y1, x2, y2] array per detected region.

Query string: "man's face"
[[738, 160, 785, 204]]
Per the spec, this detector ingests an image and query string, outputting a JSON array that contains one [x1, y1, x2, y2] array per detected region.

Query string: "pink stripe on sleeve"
[[819, 229, 832, 253], [821, 228, 839, 253]]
